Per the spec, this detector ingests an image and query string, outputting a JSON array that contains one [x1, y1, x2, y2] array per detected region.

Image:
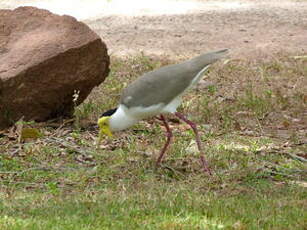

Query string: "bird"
[[98, 49, 228, 174]]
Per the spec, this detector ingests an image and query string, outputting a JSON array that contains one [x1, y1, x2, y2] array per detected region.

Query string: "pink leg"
[[174, 112, 212, 175], [156, 115, 173, 166]]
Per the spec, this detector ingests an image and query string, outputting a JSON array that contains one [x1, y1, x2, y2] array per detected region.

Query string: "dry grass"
[[0, 54, 306, 229]]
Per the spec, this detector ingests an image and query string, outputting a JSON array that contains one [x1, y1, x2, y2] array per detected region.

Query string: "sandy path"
[[1, 0, 307, 58]]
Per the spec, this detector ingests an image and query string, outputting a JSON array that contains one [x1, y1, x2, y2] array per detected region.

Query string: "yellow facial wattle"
[[100, 126, 113, 138], [97, 117, 113, 144]]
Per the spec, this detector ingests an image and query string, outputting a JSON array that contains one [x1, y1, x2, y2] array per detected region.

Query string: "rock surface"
[[0, 6, 109, 129]]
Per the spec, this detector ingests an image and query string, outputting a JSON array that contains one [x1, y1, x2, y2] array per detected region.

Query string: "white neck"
[[109, 105, 139, 132]]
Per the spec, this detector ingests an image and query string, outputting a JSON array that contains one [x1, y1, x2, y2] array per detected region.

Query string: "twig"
[[266, 149, 306, 162], [255, 116, 264, 134], [46, 137, 90, 155], [288, 153, 307, 163], [160, 164, 186, 178], [0, 167, 51, 175]]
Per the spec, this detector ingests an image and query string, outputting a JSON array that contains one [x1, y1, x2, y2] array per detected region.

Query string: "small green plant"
[[45, 182, 60, 195], [207, 85, 217, 94], [240, 87, 272, 118]]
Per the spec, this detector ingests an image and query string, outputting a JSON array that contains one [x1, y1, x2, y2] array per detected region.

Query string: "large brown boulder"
[[0, 7, 109, 129]]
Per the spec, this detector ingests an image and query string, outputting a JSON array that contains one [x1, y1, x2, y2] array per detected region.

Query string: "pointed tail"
[[189, 49, 229, 69]]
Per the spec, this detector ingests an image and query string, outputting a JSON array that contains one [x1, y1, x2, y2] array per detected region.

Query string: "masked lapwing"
[[98, 49, 228, 174]]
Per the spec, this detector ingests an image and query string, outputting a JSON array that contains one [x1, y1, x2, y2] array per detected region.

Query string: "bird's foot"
[[200, 156, 212, 176], [174, 112, 213, 176]]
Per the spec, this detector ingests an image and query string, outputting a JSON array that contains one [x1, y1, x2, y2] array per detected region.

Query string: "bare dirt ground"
[[1, 0, 307, 59], [86, 0, 307, 59]]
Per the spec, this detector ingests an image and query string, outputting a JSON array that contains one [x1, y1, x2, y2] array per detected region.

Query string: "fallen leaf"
[[282, 120, 290, 128], [21, 128, 43, 140], [186, 140, 198, 155], [223, 59, 231, 65]]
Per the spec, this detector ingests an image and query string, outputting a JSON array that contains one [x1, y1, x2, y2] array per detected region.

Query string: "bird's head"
[[97, 108, 117, 142], [97, 116, 112, 139]]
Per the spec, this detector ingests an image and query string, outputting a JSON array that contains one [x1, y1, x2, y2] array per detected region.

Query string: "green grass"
[[0, 182, 305, 230], [0, 54, 306, 229]]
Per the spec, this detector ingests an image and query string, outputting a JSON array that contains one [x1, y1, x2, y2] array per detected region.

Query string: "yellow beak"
[[97, 117, 113, 147], [97, 126, 113, 147], [99, 126, 113, 138]]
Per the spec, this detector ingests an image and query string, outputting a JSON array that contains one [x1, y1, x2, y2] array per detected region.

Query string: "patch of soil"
[[85, 0, 307, 59], [1, 0, 307, 59]]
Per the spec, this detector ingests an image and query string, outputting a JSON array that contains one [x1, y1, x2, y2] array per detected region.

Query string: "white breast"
[[109, 96, 183, 132], [109, 105, 138, 131]]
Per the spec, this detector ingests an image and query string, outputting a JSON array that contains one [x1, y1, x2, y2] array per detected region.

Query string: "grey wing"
[[119, 49, 228, 108], [120, 64, 195, 108]]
